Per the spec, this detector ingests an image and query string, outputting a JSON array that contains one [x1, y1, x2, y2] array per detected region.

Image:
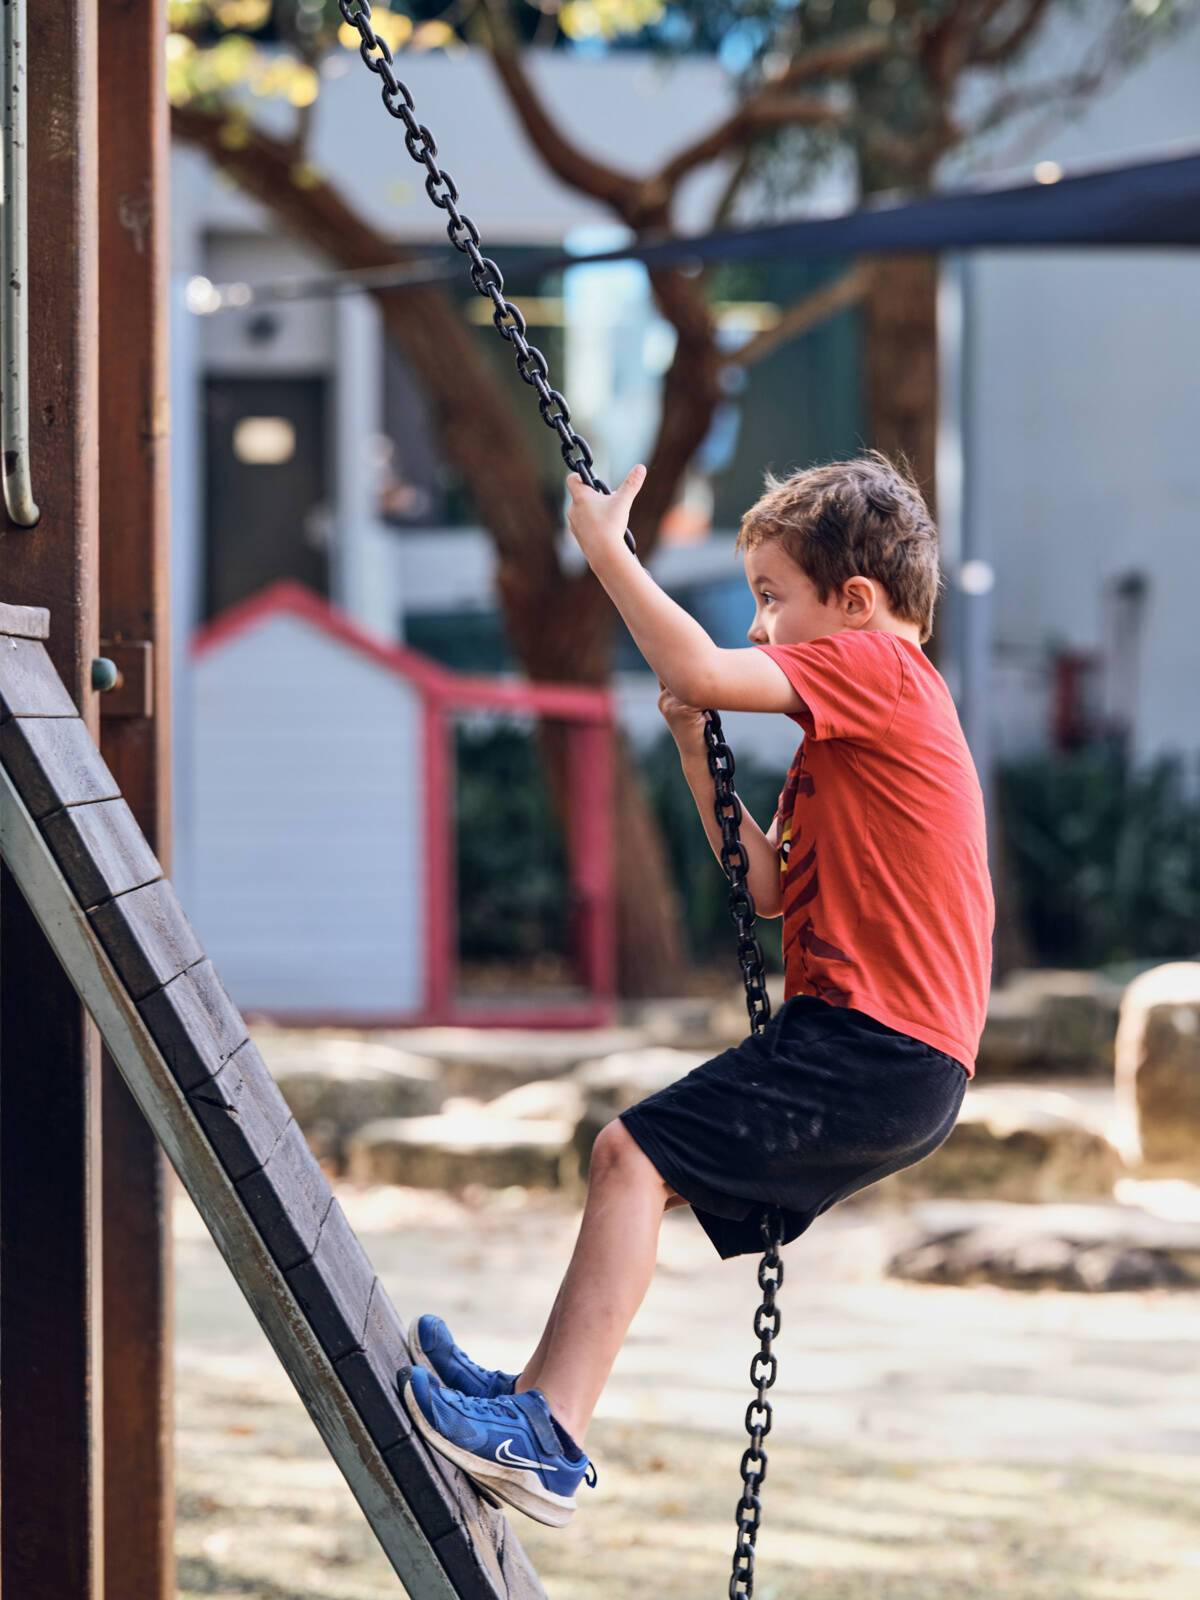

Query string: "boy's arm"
[[567, 468, 805, 715], [661, 690, 784, 918]]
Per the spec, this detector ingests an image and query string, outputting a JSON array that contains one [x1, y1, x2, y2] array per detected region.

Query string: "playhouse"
[[189, 582, 615, 1027]]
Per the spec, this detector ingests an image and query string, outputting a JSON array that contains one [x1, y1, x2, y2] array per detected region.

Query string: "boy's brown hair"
[[735, 451, 943, 643]]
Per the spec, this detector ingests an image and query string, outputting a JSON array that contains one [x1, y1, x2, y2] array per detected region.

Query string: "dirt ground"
[[175, 1179, 1200, 1600]]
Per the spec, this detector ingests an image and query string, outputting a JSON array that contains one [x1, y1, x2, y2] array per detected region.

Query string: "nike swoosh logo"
[[495, 1438, 542, 1470]]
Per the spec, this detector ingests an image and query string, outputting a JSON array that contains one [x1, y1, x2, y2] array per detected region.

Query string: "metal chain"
[[728, 1207, 784, 1599], [704, 711, 780, 1595], [702, 712, 772, 1039], [335, 10, 782, 1587], [337, 0, 623, 514]]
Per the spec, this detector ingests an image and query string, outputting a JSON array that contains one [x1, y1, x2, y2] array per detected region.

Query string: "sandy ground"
[[175, 1180, 1200, 1600]]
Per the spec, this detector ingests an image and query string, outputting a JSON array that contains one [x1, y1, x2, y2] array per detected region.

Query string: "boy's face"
[[743, 544, 867, 646]]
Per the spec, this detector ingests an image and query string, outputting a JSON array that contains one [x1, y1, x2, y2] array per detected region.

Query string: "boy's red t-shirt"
[[758, 630, 994, 1076]]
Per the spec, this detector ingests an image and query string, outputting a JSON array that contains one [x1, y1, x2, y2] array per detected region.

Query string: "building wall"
[[191, 611, 426, 1015], [960, 26, 1200, 768]]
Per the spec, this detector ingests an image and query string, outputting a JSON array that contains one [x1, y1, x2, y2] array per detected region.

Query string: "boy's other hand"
[[657, 682, 708, 754], [565, 464, 645, 560]]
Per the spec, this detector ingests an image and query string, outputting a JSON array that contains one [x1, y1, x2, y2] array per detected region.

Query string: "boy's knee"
[[590, 1118, 670, 1196]]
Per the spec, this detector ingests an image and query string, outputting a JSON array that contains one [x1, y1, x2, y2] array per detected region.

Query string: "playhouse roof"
[[192, 581, 612, 722]]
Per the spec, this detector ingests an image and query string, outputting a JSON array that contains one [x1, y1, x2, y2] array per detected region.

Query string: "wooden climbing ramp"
[[0, 600, 545, 1600]]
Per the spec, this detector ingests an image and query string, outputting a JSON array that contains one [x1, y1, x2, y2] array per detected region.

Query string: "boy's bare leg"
[[512, 1119, 682, 1447]]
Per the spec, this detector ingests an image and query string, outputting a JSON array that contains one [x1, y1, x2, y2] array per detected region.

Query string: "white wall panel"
[[192, 610, 426, 1015]]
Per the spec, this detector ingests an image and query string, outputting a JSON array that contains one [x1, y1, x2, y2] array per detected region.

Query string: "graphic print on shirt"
[[776, 746, 853, 1006]]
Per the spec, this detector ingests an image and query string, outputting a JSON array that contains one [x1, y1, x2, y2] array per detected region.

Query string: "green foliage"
[[452, 718, 786, 973], [997, 745, 1200, 969], [453, 719, 569, 961], [454, 722, 1200, 980]]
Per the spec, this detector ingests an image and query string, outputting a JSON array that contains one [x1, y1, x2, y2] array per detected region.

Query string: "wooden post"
[[97, 1, 175, 1594], [0, 2, 103, 1595], [566, 718, 617, 1004]]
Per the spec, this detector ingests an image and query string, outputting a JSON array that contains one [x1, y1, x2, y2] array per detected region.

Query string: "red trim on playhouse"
[[193, 580, 617, 1030], [192, 579, 611, 720]]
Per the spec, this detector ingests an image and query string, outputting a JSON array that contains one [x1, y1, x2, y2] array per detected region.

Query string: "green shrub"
[[454, 719, 567, 962], [997, 745, 1200, 968]]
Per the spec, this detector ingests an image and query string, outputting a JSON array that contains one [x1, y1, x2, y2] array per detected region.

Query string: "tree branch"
[[480, 2, 655, 224], [723, 263, 872, 372], [967, 63, 1108, 139], [657, 94, 850, 190], [771, 27, 894, 90], [969, 0, 1054, 66]]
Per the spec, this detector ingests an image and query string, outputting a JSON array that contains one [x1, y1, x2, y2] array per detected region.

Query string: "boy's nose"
[[747, 621, 767, 644]]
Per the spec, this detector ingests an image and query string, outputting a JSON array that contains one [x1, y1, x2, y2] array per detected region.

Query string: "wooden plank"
[[0, 715, 122, 818], [285, 1200, 377, 1363], [337, 1277, 415, 1453], [0, 603, 50, 640], [1, 761, 520, 1600], [188, 1039, 292, 1181], [342, 1283, 534, 1598], [139, 958, 248, 1091], [236, 1118, 336, 1274], [0, 637, 80, 721], [88, 878, 205, 1000], [41, 797, 163, 909], [339, 1310, 540, 1599]]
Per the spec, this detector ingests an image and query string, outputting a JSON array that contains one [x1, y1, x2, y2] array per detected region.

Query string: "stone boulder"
[[251, 1030, 443, 1168], [1113, 961, 1200, 1175], [345, 1113, 573, 1191], [617, 997, 742, 1052], [483, 1078, 587, 1125], [877, 1084, 1124, 1203], [374, 1025, 649, 1102], [887, 1199, 1200, 1291], [569, 1048, 711, 1178], [977, 969, 1124, 1078]]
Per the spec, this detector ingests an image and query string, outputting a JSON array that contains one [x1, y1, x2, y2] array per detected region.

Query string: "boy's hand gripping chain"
[[336, 7, 782, 1589]]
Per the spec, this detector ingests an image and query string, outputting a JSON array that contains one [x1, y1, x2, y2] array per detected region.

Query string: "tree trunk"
[[501, 563, 690, 994], [862, 252, 943, 662]]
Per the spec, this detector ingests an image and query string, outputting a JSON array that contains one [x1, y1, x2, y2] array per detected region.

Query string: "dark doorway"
[[204, 375, 331, 619]]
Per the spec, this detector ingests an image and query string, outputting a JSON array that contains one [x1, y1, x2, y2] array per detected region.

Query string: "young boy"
[[400, 452, 995, 1528]]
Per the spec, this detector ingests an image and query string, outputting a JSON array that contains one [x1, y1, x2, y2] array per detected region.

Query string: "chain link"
[[728, 1208, 784, 1598], [336, 12, 782, 1588], [704, 711, 780, 1594], [338, 0, 616, 499], [703, 712, 772, 1037]]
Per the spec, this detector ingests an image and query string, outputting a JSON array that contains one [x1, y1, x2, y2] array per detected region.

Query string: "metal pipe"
[[2, 0, 39, 527]]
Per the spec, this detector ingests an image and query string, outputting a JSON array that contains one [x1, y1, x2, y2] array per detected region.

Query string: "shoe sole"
[[400, 1374, 578, 1529], [404, 1326, 505, 1511], [406, 1322, 439, 1381]]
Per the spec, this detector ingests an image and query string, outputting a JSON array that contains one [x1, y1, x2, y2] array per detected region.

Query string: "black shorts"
[[619, 993, 968, 1260]]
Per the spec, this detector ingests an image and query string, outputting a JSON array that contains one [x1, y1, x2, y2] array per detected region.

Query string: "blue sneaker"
[[407, 1313, 518, 1399], [400, 1365, 597, 1527]]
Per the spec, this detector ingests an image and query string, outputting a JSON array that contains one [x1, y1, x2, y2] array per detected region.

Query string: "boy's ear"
[[843, 575, 877, 622]]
